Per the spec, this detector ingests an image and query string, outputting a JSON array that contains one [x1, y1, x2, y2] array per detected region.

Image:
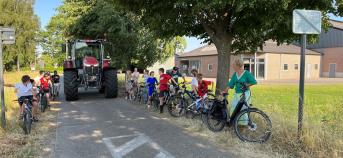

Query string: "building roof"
[[179, 41, 320, 58], [330, 19, 343, 30]]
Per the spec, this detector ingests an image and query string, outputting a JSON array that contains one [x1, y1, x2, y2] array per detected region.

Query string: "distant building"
[[307, 20, 343, 78], [176, 41, 321, 80], [147, 56, 175, 75]]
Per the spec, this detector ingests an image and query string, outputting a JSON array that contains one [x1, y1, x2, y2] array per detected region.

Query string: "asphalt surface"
[[52, 86, 234, 158]]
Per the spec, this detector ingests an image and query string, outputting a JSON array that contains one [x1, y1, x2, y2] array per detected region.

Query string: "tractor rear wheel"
[[64, 70, 78, 101], [104, 69, 118, 98]]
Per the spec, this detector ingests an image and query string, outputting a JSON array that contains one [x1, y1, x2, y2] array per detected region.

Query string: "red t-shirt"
[[159, 74, 171, 91], [198, 80, 212, 97], [40, 77, 50, 90]]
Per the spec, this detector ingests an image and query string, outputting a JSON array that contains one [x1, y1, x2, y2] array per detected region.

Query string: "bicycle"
[[134, 82, 147, 104], [147, 86, 160, 112], [16, 99, 33, 134], [167, 83, 215, 118], [203, 82, 272, 143], [51, 83, 60, 101], [38, 87, 48, 112]]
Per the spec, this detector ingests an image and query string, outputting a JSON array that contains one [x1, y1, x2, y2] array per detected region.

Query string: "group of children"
[[125, 66, 213, 113], [12, 70, 60, 121]]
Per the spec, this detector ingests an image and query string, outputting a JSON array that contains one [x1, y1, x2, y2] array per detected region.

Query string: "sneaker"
[[33, 117, 39, 122]]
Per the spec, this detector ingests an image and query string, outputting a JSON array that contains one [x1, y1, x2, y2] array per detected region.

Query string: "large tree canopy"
[[114, 0, 336, 91], [0, 0, 39, 71], [42, 0, 186, 69]]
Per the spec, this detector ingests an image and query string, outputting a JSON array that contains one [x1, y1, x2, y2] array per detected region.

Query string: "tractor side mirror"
[[61, 44, 66, 53]]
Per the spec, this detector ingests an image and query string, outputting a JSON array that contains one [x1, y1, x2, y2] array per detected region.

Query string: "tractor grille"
[[84, 66, 99, 76]]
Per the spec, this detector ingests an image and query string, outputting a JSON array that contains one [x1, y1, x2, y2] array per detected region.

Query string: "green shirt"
[[228, 70, 257, 93]]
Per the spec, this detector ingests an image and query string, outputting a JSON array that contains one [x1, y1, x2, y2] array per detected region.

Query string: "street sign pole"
[[292, 9, 321, 141], [0, 31, 6, 128], [298, 34, 306, 140]]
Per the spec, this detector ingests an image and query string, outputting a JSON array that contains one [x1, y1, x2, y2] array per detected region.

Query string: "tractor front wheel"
[[64, 70, 78, 101], [104, 69, 118, 98]]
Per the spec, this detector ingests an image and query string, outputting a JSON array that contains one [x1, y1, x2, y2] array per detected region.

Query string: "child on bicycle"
[[15, 75, 38, 121], [51, 70, 61, 96], [158, 68, 177, 113], [223, 59, 257, 125], [146, 71, 158, 108], [195, 73, 212, 111], [40, 72, 52, 107], [125, 70, 134, 100]]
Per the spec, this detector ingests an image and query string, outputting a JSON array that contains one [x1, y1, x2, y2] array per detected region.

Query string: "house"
[[307, 20, 343, 78], [147, 55, 176, 75], [176, 41, 321, 80]]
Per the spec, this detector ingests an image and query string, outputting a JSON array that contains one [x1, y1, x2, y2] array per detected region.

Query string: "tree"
[[0, 0, 39, 71], [44, 0, 186, 70], [114, 0, 335, 92], [42, 0, 186, 68]]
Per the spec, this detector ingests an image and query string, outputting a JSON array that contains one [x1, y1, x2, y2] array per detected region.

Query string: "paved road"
[[53, 88, 234, 158]]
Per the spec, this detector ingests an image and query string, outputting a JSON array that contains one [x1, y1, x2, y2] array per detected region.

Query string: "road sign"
[[292, 9, 322, 142], [1, 28, 15, 44], [292, 9, 321, 34], [0, 27, 15, 128]]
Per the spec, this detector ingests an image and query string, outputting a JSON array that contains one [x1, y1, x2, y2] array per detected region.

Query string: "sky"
[[34, 0, 343, 52]]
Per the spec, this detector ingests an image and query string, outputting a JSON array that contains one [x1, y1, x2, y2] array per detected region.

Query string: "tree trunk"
[[17, 56, 20, 71], [213, 35, 233, 94]]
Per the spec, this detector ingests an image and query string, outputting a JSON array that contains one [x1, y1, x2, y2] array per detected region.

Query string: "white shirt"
[[191, 77, 198, 87], [15, 83, 33, 97], [132, 72, 140, 82]]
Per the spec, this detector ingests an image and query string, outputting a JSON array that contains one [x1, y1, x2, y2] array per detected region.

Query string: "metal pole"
[[0, 30, 6, 128], [298, 34, 306, 141]]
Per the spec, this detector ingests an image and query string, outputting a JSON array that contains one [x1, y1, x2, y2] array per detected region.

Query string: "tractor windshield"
[[75, 42, 101, 60]]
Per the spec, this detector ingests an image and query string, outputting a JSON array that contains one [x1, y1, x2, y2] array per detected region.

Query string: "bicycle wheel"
[[234, 108, 272, 143], [167, 96, 186, 117], [23, 112, 32, 134], [204, 104, 227, 132], [41, 95, 47, 112], [151, 95, 160, 112]]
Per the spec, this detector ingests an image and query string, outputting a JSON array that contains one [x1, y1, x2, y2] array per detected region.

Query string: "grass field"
[[251, 84, 343, 157]]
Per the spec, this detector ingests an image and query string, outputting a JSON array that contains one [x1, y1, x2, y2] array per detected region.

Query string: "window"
[[315, 64, 318, 70], [283, 64, 288, 70], [294, 64, 299, 70], [208, 64, 213, 71]]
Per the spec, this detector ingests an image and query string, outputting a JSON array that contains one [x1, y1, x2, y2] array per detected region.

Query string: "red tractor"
[[63, 39, 118, 101]]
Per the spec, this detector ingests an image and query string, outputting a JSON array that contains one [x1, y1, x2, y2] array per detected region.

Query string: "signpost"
[[0, 27, 15, 128], [292, 10, 321, 141]]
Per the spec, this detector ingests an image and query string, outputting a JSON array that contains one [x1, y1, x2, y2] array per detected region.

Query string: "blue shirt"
[[147, 77, 158, 88]]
